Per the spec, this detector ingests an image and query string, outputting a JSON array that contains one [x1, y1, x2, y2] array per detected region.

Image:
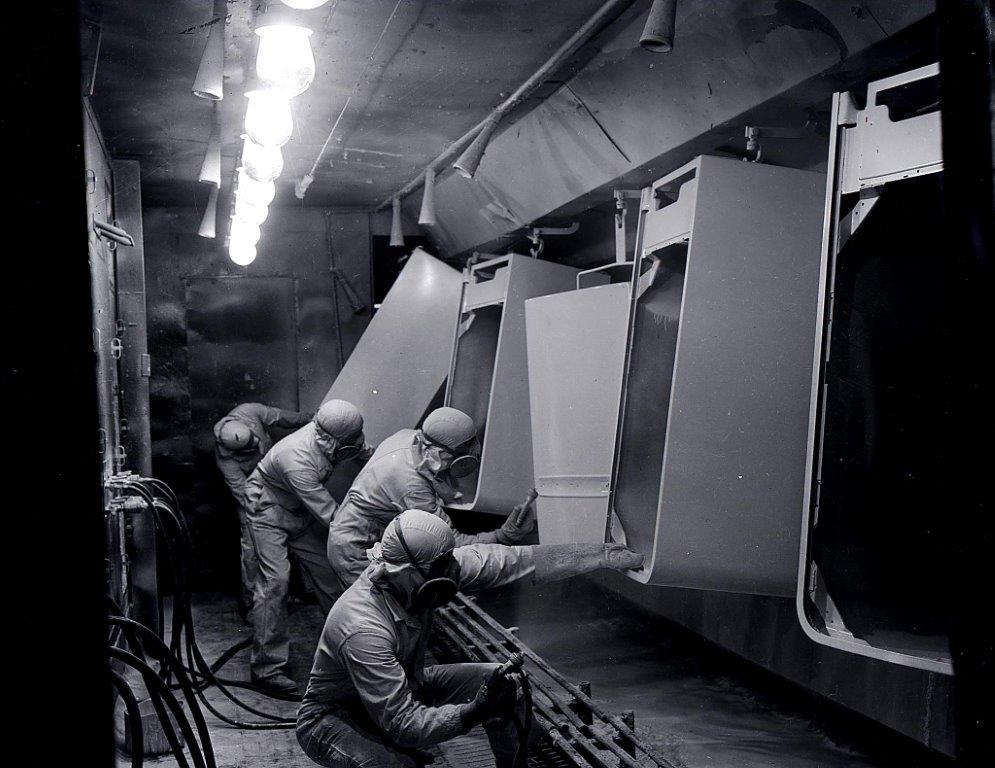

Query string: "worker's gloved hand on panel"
[[532, 542, 644, 583], [602, 542, 645, 572], [495, 488, 537, 545]]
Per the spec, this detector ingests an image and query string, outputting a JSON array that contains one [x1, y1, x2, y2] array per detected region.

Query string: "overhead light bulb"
[[234, 195, 269, 226], [230, 215, 261, 247], [256, 22, 315, 97], [280, 1, 331, 9], [241, 135, 284, 182], [244, 89, 293, 147], [228, 239, 257, 266], [236, 169, 276, 207]]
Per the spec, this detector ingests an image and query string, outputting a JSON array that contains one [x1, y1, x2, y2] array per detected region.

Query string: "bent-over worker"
[[245, 399, 373, 695], [326, 406, 536, 589], [214, 402, 314, 618]]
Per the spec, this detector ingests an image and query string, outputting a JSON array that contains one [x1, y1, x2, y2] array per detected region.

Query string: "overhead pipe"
[[198, 186, 219, 238], [192, 3, 226, 100], [417, 167, 437, 225], [93, 218, 135, 247], [389, 197, 404, 246], [639, 0, 677, 52], [375, 0, 640, 211]]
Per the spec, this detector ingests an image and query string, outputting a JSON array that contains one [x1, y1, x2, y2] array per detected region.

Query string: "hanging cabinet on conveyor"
[[610, 154, 825, 597], [798, 63, 952, 674], [445, 253, 579, 515]]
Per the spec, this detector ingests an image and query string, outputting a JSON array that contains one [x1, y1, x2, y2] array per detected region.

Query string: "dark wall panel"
[[144, 205, 371, 585]]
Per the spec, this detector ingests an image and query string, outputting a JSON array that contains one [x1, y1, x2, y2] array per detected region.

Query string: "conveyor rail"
[[430, 594, 680, 768]]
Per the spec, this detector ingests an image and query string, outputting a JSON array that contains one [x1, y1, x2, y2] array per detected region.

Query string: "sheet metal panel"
[[447, 254, 579, 516], [323, 249, 462, 446], [525, 282, 629, 544], [613, 155, 824, 596]]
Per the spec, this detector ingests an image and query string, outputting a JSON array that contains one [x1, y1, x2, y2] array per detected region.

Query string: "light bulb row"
[[229, 4, 321, 265]]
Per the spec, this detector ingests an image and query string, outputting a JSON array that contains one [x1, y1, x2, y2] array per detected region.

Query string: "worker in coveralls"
[[245, 399, 373, 695], [214, 402, 314, 620], [298, 509, 645, 768], [326, 406, 536, 591]]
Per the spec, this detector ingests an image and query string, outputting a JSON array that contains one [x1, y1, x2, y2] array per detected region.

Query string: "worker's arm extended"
[[455, 542, 644, 593], [284, 468, 339, 527], [341, 631, 476, 748], [215, 453, 249, 508], [238, 402, 314, 430]]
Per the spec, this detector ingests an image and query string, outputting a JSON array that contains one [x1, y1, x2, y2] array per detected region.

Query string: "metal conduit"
[[375, 0, 640, 211]]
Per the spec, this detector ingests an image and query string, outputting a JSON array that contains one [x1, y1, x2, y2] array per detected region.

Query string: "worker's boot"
[[251, 672, 300, 697]]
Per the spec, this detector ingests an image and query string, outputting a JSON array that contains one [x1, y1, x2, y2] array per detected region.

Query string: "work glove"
[[462, 668, 518, 728], [533, 543, 645, 583], [495, 489, 537, 545], [602, 543, 645, 572]]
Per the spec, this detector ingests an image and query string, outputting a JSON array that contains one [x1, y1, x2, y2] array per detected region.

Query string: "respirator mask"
[[424, 436, 480, 479], [332, 430, 366, 462], [394, 524, 461, 611]]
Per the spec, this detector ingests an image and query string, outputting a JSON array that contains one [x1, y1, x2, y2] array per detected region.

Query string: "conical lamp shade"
[[418, 167, 436, 226], [453, 115, 498, 179], [389, 197, 404, 247], [198, 125, 222, 186], [198, 186, 219, 238], [193, 20, 225, 100]]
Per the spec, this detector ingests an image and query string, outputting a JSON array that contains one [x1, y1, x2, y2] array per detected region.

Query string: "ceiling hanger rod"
[[374, 0, 639, 212]]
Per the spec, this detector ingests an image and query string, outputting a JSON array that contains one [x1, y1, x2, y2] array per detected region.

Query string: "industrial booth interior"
[[12, 1, 992, 767]]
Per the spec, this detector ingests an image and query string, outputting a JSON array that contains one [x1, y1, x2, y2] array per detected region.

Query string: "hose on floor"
[[111, 475, 297, 731]]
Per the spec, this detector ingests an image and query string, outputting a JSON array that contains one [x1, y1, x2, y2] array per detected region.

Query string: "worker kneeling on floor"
[[297, 509, 644, 768]]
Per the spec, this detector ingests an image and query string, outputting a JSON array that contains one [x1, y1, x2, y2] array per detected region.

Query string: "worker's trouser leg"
[[297, 703, 428, 768], [235, 501, 259, 611], [420, 663, 536, 768], [247, 503, 341, 681]]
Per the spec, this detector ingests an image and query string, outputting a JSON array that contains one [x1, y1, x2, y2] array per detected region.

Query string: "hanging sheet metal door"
[[525, 282, 630, 544]]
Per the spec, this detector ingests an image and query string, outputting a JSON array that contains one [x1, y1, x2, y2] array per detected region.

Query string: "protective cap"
[[421, 407, 477, 451], [218, 420, 253, 451], [381, 509, 455, 567], [315, 399, 363, 440]]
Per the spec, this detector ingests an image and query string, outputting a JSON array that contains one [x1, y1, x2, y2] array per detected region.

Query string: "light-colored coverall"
[[297, 544, 536, 768], [214, 403, 312, 608], [245, 422, 368, 681], [326, 429, 500, 589]]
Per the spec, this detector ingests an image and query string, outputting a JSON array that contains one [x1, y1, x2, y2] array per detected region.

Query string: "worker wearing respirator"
[[244, 399, 374, 695], [325, 407, 537, 591], [298, 509, 645, 768], [214, 402, 315, 620]]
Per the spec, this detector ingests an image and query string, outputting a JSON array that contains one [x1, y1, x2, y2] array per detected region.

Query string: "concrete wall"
[[144, 205, 372, 585]]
